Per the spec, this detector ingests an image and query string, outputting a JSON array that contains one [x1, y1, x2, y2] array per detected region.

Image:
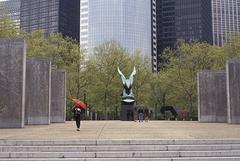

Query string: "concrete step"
[[1, 139, 240, 146], [1, 144, 240, 152], [0, 150, 240, 158], [1, 140, 240, 160], [0, 157, 240, 161]]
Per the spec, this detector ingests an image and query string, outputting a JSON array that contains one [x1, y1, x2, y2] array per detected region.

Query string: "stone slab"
[[25, 58, 51, 125], [197, 70, 227, 123], [3, 144, 240, 152], [0, 38, 26, 128], [226, 60, 240, 124], [0, 152, 95, 158], [84, 158, 240, 161], [0, 158, 240, 161], [51, 69, 66, 123], [2, 139, 240, 146], [0, 146, 86, 152]]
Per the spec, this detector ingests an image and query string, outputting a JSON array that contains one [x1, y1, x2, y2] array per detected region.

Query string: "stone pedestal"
[[0, 39, 26, 128], [226, 60, 240, 124], [51, 69, 66, 123], [25, 58, 51, 125], [120, 102, 134, 121], [197, 70, 227, 123]]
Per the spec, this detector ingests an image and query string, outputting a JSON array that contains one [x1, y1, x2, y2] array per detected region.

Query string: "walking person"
[[144, 107, 149, 122], [150, 110, 153, 120], [72, 106, 82, 131], [138, 107, 144, 122], [134, 106, 138, 122]]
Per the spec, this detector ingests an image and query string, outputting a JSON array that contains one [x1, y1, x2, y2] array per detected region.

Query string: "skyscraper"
[[80, 0, 153, 57], [212, 0, 240, 46], [155, 0, 213, 71], [0, 0, 20, 28], [155, 0, 240, 71], [20, 0, 80, 41]]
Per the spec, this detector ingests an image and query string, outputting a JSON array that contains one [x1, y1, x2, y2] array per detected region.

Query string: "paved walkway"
[[0, 121, 240, 140]]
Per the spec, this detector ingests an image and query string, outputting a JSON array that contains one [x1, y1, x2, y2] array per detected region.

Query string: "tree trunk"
[[162, 93, 166, 106], [188, 94, 193, 118], [76, 64, 81, 98], [104, 92, 107, 120]]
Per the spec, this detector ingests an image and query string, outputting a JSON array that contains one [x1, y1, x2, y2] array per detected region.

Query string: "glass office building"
[[155, 0, 212, 71], [175, 0, 212, 44], [0, 0, 20, 28], [80, 0, 152, 57], [212, 0, 240, 46], [20, 0, 80, 41]]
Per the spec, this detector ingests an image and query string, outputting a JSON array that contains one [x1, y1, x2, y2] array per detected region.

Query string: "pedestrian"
[[150, 110, 153, 120], [138, 107, 144, 122], [72, 106, 82, 131], [144, 107, 149, 122], [134, 106, 138, 122]]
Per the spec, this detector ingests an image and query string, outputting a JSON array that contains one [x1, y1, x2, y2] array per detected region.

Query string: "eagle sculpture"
[[118, 67, 136, 103]]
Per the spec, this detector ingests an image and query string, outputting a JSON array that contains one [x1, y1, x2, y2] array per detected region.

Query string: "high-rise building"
[[0, 0, 20, 28], [155, 0, 213, 71], [80, 0, 153, 57], [175, 0, 212, 44], [212, 0, 240, 46], [20, 0, 80, 41], [155, 0, 240, 71], [154, 0, 176, 71]]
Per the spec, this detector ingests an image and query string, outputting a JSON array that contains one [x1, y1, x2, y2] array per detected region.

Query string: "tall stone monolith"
[[51, 69, 66, 123], [0, 39, 26, 128], [198, 70, 227, 123], [226, 60, 240, 124], [25, 58, 51, 125]]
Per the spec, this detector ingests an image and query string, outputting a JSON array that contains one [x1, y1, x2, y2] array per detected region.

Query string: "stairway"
[[0, 139, 240, 161]]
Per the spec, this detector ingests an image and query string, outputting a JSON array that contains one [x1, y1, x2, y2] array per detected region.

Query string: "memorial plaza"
[[1, 121, 240, 140]]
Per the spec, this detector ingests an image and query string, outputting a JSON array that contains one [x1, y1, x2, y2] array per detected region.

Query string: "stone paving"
[[0, 121, 240, 140]]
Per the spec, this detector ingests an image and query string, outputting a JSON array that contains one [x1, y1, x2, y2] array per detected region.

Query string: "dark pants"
[[75, 116, 81, 128]]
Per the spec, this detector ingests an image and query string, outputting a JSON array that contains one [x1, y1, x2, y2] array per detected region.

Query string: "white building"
[[80, 0, 154, 57]]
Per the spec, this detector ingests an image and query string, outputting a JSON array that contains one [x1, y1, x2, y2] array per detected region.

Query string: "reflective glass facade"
[[80, 0, 152, 56], [155, 0, 212, 71], [0, 0, 20, 28], [20, 0, 80, 41], [212, 0, 240, 46], [175, 0, 212, 44]]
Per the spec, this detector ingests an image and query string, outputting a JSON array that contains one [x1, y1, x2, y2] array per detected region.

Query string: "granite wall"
[[25, 58, 51, 125], [226, 60, 240, 124], [51, 69, 66, 123], [0, 39, 26, 128], [198, 70, 227, 123]]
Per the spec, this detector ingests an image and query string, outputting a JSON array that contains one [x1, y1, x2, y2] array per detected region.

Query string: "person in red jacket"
[[72, 106, 81, 131]]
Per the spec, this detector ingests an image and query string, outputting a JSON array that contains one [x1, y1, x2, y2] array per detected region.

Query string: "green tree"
[[26, 30, 86, 120], [0, 15, 20, 38], [158, 42, 224, 116], [85, 41, 153, 119], [130, 53, 152, 106], [85, 41, 130, 119]]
